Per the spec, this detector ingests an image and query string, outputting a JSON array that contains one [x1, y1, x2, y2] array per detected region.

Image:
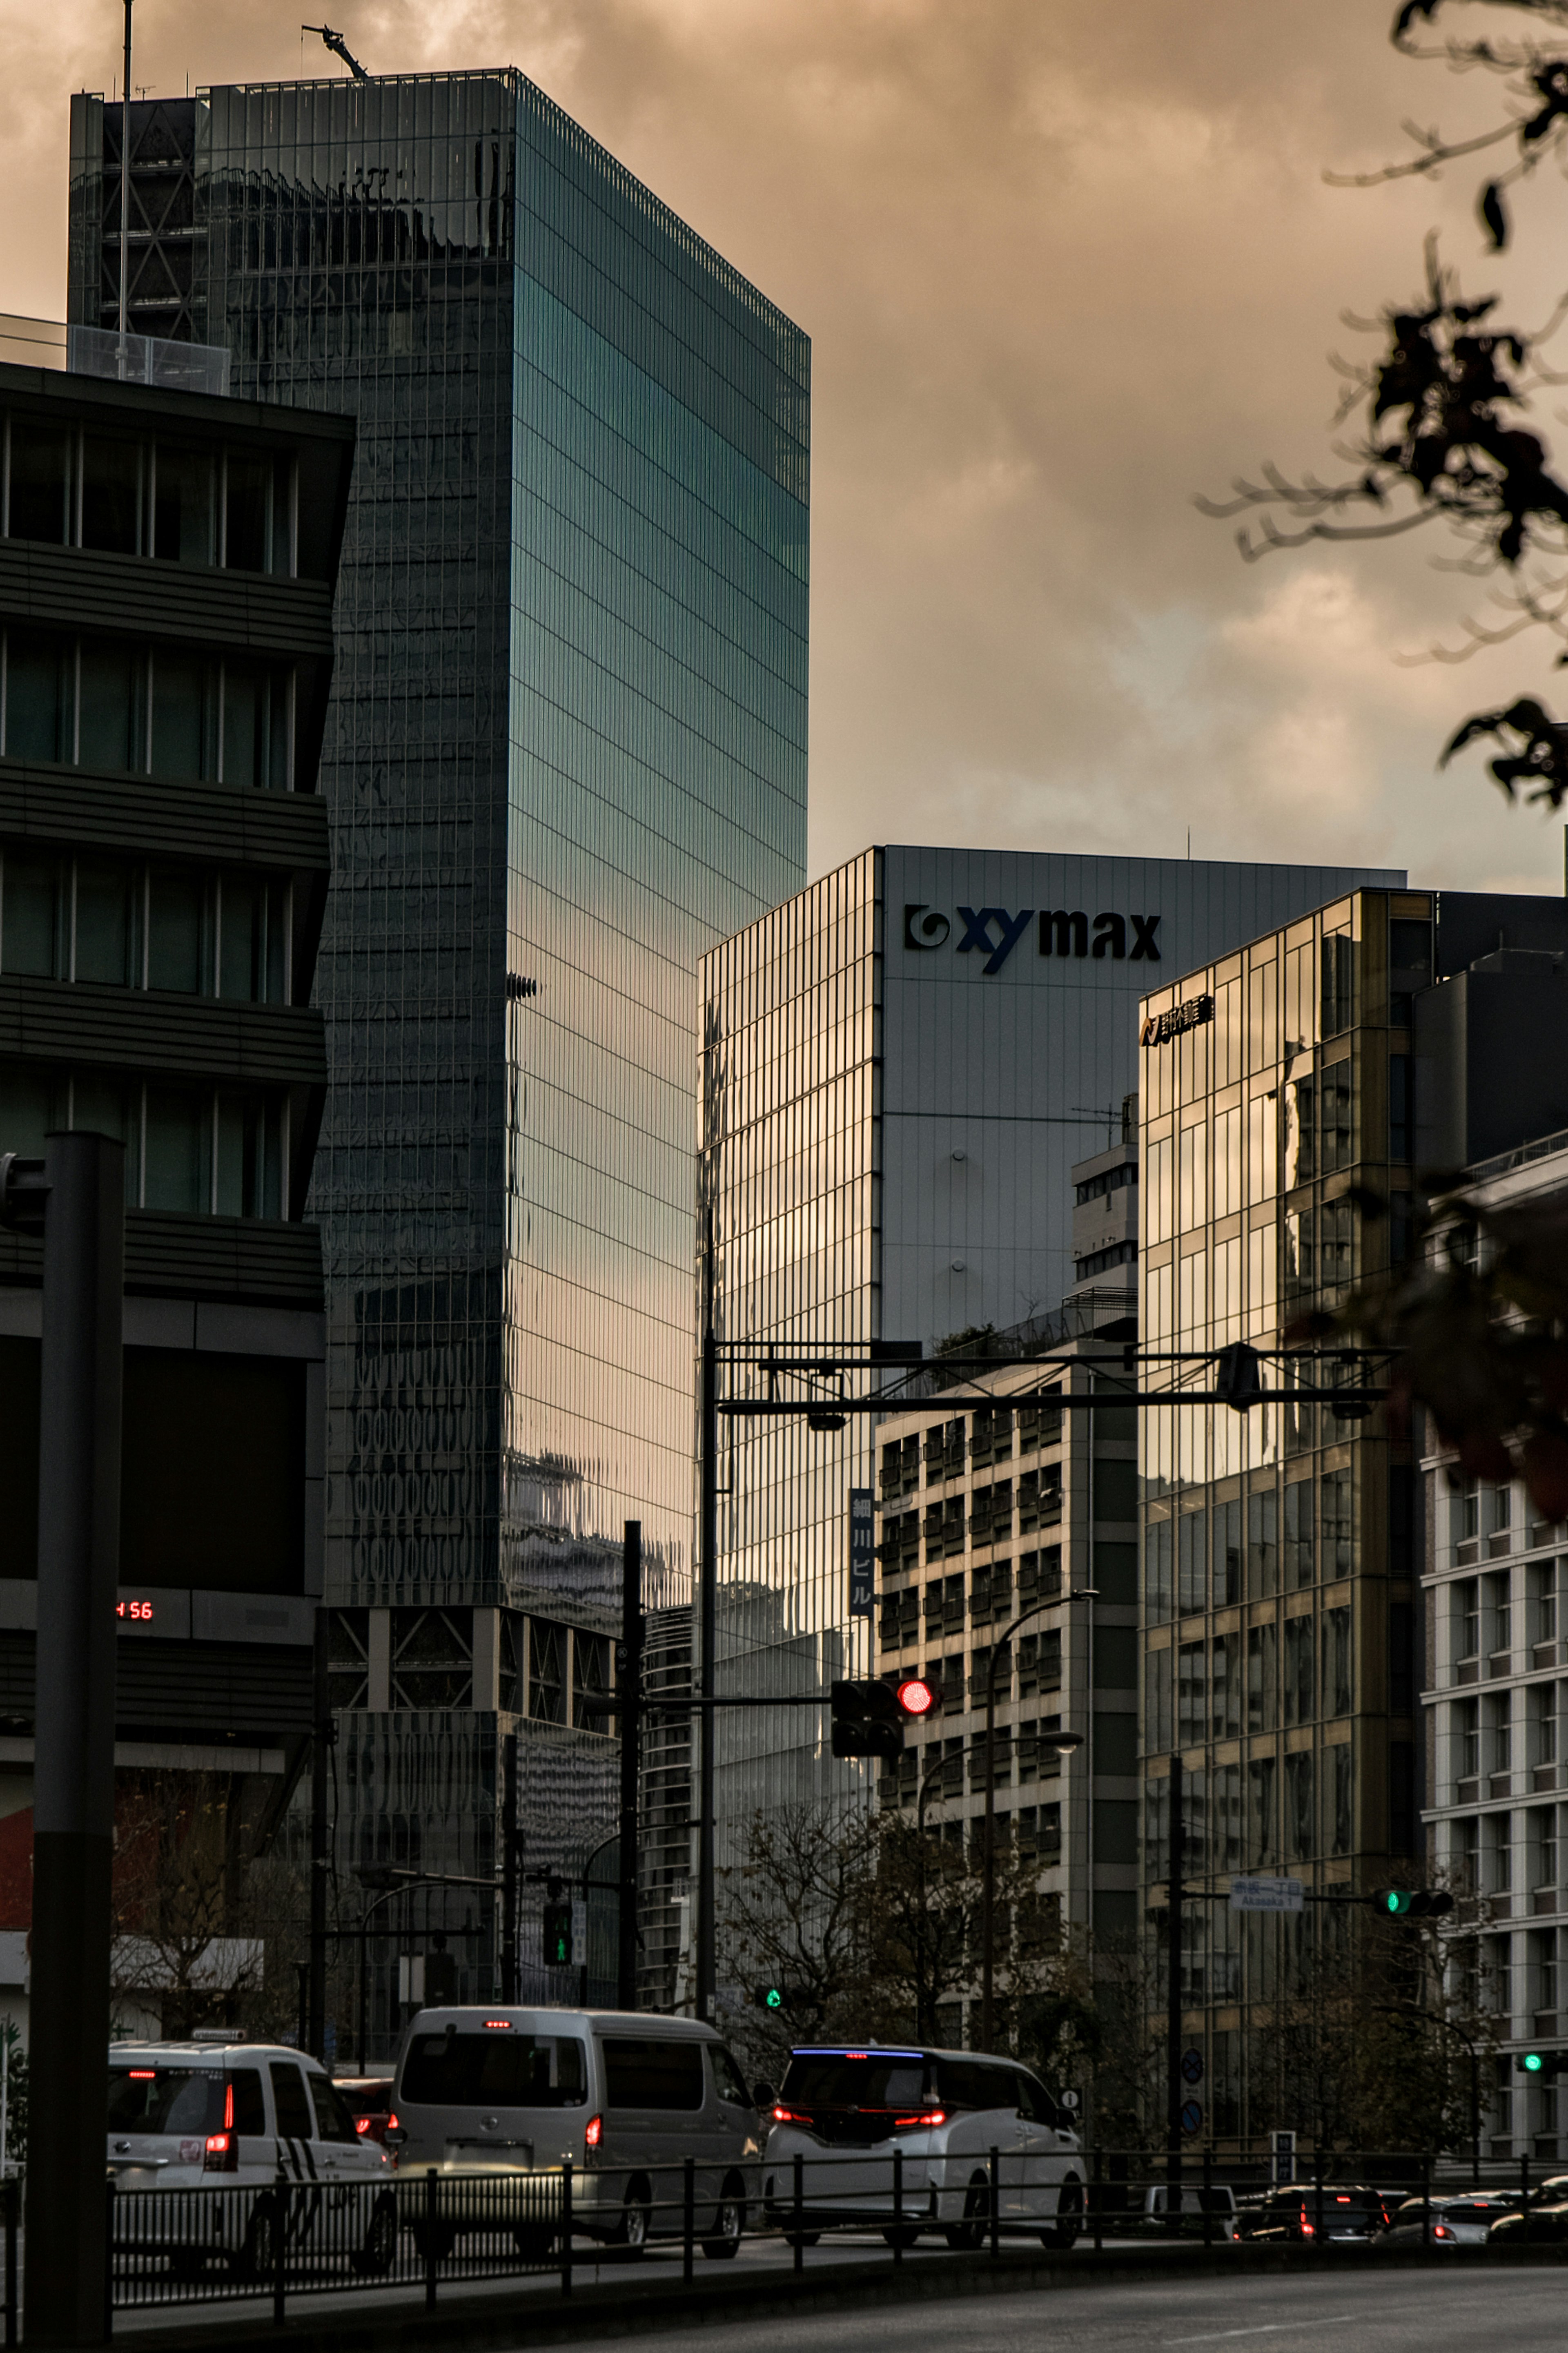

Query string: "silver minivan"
[[390, 2007, 762, 2257]]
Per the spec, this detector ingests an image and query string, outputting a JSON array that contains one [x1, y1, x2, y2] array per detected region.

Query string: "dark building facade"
[[69, 73, 809, 2028], [0, 352, 353, 2030]]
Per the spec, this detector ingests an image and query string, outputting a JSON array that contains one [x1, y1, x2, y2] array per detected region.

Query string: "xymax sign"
[[904, 904, 1162, 975]]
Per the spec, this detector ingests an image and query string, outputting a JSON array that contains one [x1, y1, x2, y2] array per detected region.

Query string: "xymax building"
[[698, 845, 1401, 1856]]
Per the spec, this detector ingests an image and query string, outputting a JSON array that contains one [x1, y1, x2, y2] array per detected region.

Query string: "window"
[[1, 417, 294, 573], [1456, 1697, 1481, 1781], [269, 2062, 314, 2141], [709, 2047, 751, 2108], [1321, 931, 1356, 1037], [1247, 1755, 1276, 1867], [1319, 1059, 1354, 1169], [309, 2075, 360, 2144], [528, 1621, 564, 1722], [1321, 1470, 1354, 1577], [572, 1630, 611, 1729], [1145, 1518, 1173, 1625], [1018, 1627, 1060, 1700], [1389, 1600, 1414, 1715], [1178, 1641, 1205, 1745], [402, 2033, 587, 2107], [1528, 1684, 1559, 1771], [106, 2067, 219, 2134], [1454, 1578, 1481, 1665], [1247, 1622, 1276, 1734], [392, 1608, 472, 1710], [1, 845, 62, 976], [1485, 1570, 1513, 1658], [1147, 1645, 1173, 1752], [152, 442, 215, 565], [1211, 1632, 1241, 1739], [7, 422, 70, 543], [1178, 1510, 1207, 1616], [1331, 1745, 1354, 1856], [1284, 1750, 1315, 1861], [1283, 1613, 1316, 1726], [1324, 1607, 1352, 1717], [0, 626, 293, 788], [1214, 1496, 1242, 1606], [1247, 1488, 1278, 1598], [81, 435, 143, 555], [227, 2070, 266, 2136], [1484, 1691, 1512, 1777], [1529, 1562, 1559, 1650], [1284, 1481, 1314, 1588]]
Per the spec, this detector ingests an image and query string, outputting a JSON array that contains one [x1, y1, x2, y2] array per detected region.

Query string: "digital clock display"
[[115, 1600, 155, 1622]]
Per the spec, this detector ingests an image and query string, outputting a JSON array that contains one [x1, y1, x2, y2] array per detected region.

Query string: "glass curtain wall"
[[162, 71, 808, 2016], [699, 852, 880, 1849], [1138, 889, 1415, 2142]]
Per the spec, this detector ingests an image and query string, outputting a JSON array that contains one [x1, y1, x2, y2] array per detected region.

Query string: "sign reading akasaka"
[[1140, 993, 1214, 1047]]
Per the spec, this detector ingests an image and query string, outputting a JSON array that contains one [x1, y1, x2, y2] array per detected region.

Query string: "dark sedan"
[[1246, 2186, 1385, 2244], [1488, 2198, 1568, 2246]]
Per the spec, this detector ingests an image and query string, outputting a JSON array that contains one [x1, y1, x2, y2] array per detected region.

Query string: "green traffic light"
[[764, 1987, 783, 2011], [1522, 2051, 1546, 2073]]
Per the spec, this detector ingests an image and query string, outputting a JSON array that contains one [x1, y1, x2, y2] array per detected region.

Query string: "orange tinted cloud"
[[5, 0, 1561, 891]]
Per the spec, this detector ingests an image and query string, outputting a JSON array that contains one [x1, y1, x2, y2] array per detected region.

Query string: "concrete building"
[[69, 72, 809, 2030], [0, 336, 353, 2038], [1137, 882, 1568, 2145], [698, 845, 1401, 1861], [1421, 1122, 1568, 2161]]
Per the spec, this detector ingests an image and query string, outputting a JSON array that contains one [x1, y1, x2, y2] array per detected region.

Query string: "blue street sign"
[[1181, 2049, 1204, 2085], [1180, 2099, 1203, 2136]]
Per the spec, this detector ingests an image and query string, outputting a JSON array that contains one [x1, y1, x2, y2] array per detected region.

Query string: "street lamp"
[[980, 1588, 1096, 2051]]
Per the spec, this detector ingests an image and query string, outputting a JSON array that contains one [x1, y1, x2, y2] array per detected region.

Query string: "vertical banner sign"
[[849, 1489, 875, 1617]]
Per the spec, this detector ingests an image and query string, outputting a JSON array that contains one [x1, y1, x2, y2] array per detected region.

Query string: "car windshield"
[[780, 2054, 929, 2108], [401, 2033, 586, 2107], [106, 2068, 219, 2135]]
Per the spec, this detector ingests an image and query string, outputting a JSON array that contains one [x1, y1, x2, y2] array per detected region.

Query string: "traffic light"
[[542, 1877, 573, 1966], [830, 1677, 938, 1759], [1372, 1888, 1456, 1919], [1515, 2050, 1568, 2077], [1215, 1342, 1263, 1412]]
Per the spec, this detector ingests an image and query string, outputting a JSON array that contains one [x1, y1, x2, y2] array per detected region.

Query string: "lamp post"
[[980, 1588, 1095, 2052]]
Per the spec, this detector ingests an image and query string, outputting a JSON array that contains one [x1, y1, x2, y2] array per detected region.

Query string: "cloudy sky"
[[4, 0, 1566, 891]]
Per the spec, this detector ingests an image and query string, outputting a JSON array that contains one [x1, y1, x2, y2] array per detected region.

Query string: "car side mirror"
[[753, 2083, 775, 2111]]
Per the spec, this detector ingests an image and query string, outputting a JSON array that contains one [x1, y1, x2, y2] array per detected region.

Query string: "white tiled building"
[[1423, 1127, 1568, 2158]]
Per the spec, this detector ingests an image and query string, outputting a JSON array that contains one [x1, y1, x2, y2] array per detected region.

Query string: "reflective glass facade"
[[700, 850, 1398, 1867], [71, 74, 808, 2029]]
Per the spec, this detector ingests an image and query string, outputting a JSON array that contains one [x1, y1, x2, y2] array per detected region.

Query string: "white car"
[[1383, 2192, 1520, 2246], [761, 2043, 1082, 2248], [107, 2037, 394, 2279]]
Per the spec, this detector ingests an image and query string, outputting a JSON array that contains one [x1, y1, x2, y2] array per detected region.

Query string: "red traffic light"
[[895, 1677, 938, 1718]]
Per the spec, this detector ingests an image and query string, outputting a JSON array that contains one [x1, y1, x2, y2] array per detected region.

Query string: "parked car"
[[1382, 2193, 1519, 2246], [1245, 2183, 1387, 2244], [389, 2007, 760, 2259], [760, 2044, 1083, 2249], [107, 2037, 394, 2279], [334, 2077, 398, 2148], [1488, 2198, 1568, 2246]]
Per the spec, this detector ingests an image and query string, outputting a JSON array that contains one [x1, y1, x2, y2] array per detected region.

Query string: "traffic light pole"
[[696, 1228, 718, 2024], [1167, 1751, 1185, 2211], [9, 1135, 124, 2349], [618, 1521, 643, 2012]]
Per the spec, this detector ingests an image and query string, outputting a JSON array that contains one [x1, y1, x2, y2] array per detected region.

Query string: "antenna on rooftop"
[[303, 24, 371, 81]]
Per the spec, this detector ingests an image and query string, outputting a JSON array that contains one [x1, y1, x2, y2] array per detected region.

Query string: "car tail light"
[[203, 2134, 238, 2174], [1300, 2221, 1314, 2237], [771, 2105, 812, 2126], [585, 2114, 603, 2150], [1434, 2224, 1454, 2239], [355, 2117, 371, 2133], [223, 2083, 235, 2132], [387, 2114, 398, 2131], [892, 2110, 947, 2132], [128, 2070, 156, 2080]]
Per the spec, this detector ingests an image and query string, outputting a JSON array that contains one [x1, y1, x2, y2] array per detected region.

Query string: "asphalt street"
[[516, 2266, 1568, 2353]]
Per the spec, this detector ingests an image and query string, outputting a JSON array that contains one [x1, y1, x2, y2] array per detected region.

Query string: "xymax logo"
[[904, 905, 1162, 973]]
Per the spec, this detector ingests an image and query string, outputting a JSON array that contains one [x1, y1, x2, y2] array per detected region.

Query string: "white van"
[[761, 2044, 1082, 2248], [390, 2007, 762, 2257], [107, 2038, 394, 2278]]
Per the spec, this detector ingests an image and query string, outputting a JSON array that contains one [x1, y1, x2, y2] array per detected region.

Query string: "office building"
[[871, 1277, 1138, 2030], [69, 72, 809, 2032], [1137, 883, 1568, 2145], [698, 846, 1400, 1875], [0, 339, 354, 2036], [1421, 1122, 1568, 2160]]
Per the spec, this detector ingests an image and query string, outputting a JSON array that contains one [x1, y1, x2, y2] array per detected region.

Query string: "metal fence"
[[41, 2143, 1568, 2331]]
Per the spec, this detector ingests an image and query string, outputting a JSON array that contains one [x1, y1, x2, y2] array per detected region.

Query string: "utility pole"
[[500, 1730, 519, 2003], [695, 1208, 718, 2023], [7, 1134, 124, 2346], [617, 1520, 643, 2011], [308, 1608, 330, 2060], [119, 0, 132, 368], [1167, 1750, 1185, 2211]]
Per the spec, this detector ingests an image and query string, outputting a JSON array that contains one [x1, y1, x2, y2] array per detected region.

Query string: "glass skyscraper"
[[69, 73, 808, 2030]]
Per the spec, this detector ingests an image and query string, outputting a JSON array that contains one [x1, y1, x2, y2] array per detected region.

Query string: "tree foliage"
[[1204, 0, 1568, 802]]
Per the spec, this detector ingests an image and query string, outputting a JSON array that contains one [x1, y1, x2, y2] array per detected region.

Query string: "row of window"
[[1146, 1471, 1357, 1622], [1446, 1686, 1566, 1780], [1, 415, 296, 574], [1140, 926, 1369, 1122], [1447, 1561, 1563, 1667], [0, 628, 294, 790], [877, 1549, 1065, 1646], [326, 1608, 615, 1723], [881, 1716, 1071, 1797], [0, 845, 291, 1002], [1446, 1812, 1565, 1905], [878, 1400, 1064, 1497], [1145, 1746, 1366, 1872], [1147, 1611, 1355, 1746], [0, 1062, 286, 1218]]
